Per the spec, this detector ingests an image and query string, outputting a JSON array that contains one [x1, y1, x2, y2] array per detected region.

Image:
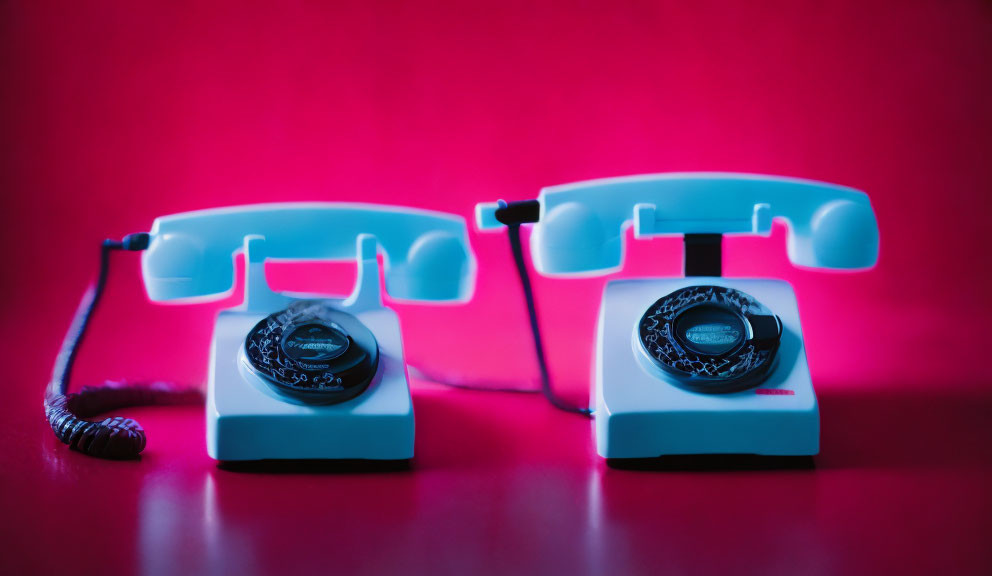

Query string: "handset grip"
[[142, 203, 475, 302], [477, 173, 879, 275]]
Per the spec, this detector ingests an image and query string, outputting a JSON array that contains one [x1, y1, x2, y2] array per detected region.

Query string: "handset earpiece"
[[804, 199, 880, 269], [530, 202, 622, 275], [388, 230, 474, 302], [143, 233, 227, 301]]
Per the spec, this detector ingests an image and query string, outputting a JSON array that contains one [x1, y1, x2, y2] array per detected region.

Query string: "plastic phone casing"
[[140, 203, 475, 461]]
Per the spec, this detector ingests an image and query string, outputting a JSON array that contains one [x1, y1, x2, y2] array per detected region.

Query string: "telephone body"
[[142, 203, 475, 461], [477, 173, 879, 460]]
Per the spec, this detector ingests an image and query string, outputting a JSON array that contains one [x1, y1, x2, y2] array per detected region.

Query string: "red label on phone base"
[[755, 389, 795, 396]]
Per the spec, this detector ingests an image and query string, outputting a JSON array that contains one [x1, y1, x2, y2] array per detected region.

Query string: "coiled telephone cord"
[[44, 235, 202, 459]]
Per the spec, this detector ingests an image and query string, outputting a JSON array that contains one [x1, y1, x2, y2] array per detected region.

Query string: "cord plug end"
[[495, 200, 541, 226], [121, 233, 151, 251]]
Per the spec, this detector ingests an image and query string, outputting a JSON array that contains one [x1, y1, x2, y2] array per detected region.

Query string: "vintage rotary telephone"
[[46, 203, 475, 461], [477, 173, 879, 461]]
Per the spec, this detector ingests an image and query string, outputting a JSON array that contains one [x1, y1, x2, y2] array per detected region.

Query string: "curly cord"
[[44, 223, 588, 459], [45, 235, 203, 459]]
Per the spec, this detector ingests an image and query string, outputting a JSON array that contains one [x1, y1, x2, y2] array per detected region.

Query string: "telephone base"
[[207, 304, 414, 461], [594, 278, 819, 459]]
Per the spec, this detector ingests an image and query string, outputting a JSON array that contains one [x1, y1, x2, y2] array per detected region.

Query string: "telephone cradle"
[[142, 204, 476, 461], [477, 173, 879, 461]]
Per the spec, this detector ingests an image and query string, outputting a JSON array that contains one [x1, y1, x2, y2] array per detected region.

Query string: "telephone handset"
[[143, 203, 474, 303], [478, 172, 879, 275], [47, 203, 475, 461], [477, 173, 879, 461]]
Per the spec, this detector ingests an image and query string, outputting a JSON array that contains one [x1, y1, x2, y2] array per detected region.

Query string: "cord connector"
[[121, 233, 151, 251], [102, 233, 150, 252], [495, 200, 541, 226]]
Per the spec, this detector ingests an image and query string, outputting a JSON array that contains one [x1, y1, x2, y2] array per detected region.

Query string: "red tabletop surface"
[[2, 2, 991, 575]]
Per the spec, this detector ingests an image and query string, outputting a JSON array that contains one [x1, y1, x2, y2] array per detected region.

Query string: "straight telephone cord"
[[505, 224, 592, 416]]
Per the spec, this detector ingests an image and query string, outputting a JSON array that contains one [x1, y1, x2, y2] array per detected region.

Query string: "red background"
[[2, 1, 991, 574]]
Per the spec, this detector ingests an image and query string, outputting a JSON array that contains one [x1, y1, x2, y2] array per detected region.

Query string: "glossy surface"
[[2, 1, 991, 574], [3, 383, 991, 575]]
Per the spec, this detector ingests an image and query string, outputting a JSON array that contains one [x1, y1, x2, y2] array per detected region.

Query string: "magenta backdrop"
[[1, 2, 991, 575]]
